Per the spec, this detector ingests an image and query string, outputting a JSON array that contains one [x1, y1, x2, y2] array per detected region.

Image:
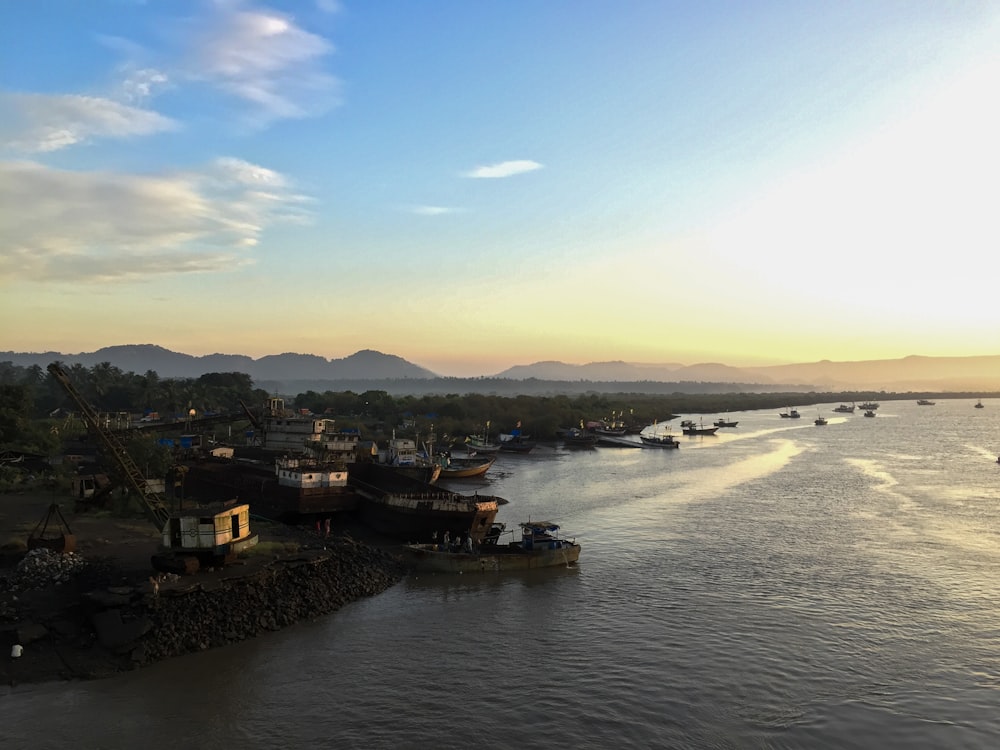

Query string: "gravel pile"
[[10, 548, 89, 592]]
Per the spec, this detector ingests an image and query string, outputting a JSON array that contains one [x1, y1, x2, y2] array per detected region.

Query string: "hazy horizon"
[[2, 2, 998, 377]]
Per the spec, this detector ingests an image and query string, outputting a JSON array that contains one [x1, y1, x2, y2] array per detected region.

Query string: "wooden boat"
[[561, 427, 598, 448], [401, 520, 580, 573], [465, 424, 501, 455], [498, 434, 536, 453], [682, 421, 719, 436], [639, 433, 680, 449], [375, 434, 441, 483], [713, 418, 739, 428], [436, 453, 496, 479]]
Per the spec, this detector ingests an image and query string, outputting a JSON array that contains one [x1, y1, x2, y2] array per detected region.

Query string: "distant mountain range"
[[3, 345, 999, 393]]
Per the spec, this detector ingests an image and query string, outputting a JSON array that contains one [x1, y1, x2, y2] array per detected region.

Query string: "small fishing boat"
[[435, 453, 496, 479], [401, 520, 581, 573], [814, 415, 828, 426], [683, 421, 719, 436], [713, 418, 739, 428], [833, 403, 855, 413], [639, 433, 680, 449], [561, 427, 599, 448], [779, 409, 801, 419], [864, 410, 876, 418], [916, 399, 935, 406], [975, 399, 984, 409]]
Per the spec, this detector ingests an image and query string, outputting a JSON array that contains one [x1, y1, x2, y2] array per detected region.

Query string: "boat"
[[639, 433, 680, 449], [585, 419, 627, 437], [401, 520, 580, 573], [683, 421, 719, 436], [859, 401, 879, 410], [435, 452, 496, 479], [976, 399, 985, 408], [349, 462, 503, 543], [713, 418, 739, 428], [916, 399, 935, 406], [375, 433, 441, 483], [561, 427, 599, 448], [814, 416, 828, 426], [596, 433, 643, 447], [465, 423, 501, 455], [779, 409, 801, 419], [182, 453, 358, 521], [833, 403, 855, 413], [864, 410, 876, 418], [498, 433, 536, 453]]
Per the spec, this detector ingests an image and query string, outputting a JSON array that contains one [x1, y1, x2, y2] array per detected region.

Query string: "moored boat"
[[683, 421, 719, 435], [401, 520, 581, 573], [435, 453, 496, 479], [713, 418, 739, 428], [639, 433, 680, 449], [349, 462, 502, 543], [561, 427, 599, 448], [465, 423, 501, 454]]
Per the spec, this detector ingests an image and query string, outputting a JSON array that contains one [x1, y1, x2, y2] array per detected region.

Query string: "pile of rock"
[[10, 548, 88, 592]]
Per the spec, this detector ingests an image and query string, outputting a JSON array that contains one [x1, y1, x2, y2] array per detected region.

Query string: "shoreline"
[[1, 490, 407, 688]]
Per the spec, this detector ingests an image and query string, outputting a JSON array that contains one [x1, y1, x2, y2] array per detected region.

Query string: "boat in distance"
[[401, 520, 581, 573], [639, 433, 680, 449], [916, 399, 935, 406], [833, 403, 855, 413], [713, 418, 739, 428], [779, 409, 801, 419]]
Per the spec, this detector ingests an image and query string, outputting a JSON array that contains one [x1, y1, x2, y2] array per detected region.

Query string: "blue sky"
[[2, 1, 999, 376]]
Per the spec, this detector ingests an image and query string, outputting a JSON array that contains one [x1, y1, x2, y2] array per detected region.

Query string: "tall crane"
[[47, 362, 170, 529], [47, 362, 259, 573]]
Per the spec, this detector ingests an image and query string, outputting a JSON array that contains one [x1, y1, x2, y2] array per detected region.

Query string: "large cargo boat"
[[349, 463, 502, 543], [183, 453, 358, 521]]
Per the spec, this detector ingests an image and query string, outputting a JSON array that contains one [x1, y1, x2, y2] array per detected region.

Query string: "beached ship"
[[349, 462, 503, 543], [183, 453, 358, 521], [401, 520, 581, 573]]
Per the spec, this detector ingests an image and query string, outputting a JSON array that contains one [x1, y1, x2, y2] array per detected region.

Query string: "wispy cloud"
[[178, 5, 338, 123], [0, 158, 311, 283], [0, 92, 177, 153], [464, 160, 543, 179], [409, 205, 458, 216]]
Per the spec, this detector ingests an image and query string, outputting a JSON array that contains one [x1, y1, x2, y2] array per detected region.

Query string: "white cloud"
[[410, 205, 456, 216], [180, 5, 338, 122], [0, 92, 177, 153], [464, 160, 543, 179], [0, 158, 311, 283]]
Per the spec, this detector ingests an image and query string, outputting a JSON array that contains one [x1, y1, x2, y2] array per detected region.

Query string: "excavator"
[[46, 363, 258, 574]]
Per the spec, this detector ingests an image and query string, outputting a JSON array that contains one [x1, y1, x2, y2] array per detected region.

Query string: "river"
[[3, 398, 1000, 749]]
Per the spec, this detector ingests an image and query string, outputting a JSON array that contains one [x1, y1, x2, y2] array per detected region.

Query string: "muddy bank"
[[0, 533, 407, 687]]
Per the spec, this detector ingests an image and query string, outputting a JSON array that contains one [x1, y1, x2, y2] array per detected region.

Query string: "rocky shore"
[[1, 530, 407, 686]]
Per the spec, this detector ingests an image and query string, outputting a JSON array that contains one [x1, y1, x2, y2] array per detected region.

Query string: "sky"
[[2, 1, 999, 378]]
